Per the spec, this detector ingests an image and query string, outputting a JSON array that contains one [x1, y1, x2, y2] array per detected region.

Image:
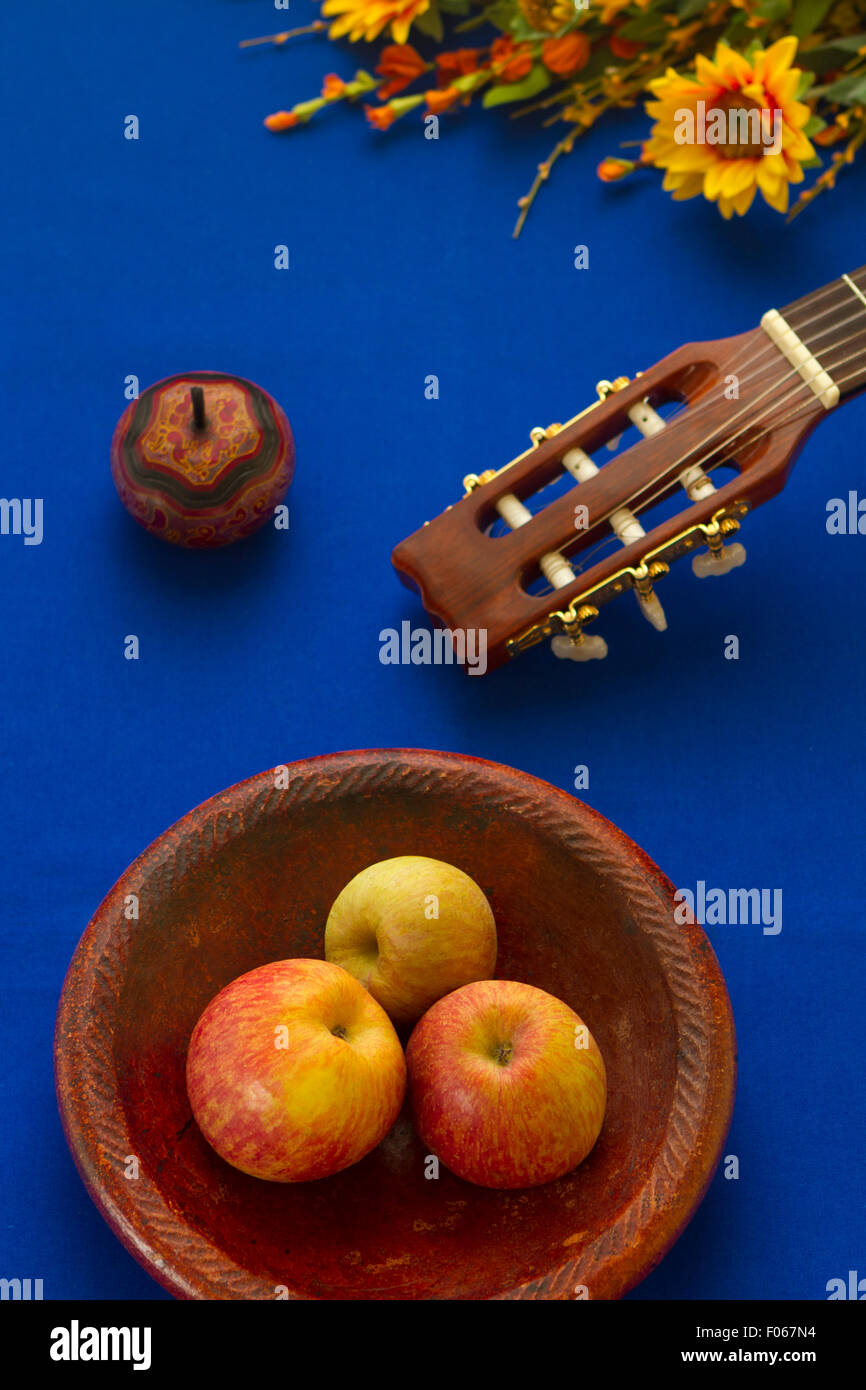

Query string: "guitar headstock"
[[392, 325, 829, 673]]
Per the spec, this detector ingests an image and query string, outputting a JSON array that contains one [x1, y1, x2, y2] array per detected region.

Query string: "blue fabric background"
[[1, 0, 863, 1301]]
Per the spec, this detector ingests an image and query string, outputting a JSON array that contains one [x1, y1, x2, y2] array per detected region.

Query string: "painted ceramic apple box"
[[110, 371, 294, 547]]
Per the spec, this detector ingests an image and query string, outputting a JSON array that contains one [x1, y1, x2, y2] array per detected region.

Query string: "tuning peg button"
[[692, 542, 747, 578], [551, 633, 608, 662], [636, 592, 668, 631]]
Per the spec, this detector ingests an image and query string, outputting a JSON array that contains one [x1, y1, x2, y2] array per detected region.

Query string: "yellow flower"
[[320, 0, 430, 45], [643, 37, 815, 217]]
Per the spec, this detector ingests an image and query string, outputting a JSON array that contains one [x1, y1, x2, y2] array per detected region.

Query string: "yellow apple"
[[324, 855, 497, 1027], [186, 958, 406, 1182]]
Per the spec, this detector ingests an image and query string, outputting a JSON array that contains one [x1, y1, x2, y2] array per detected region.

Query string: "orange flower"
[[365, 104, 399, 131], [597, 156, 635, 181], [541, 34, 591, 79], [609, 34, 643, 60], [264, 111, 299, 131], [425, 86, 461, 115], [436, 48, 481, 88], [490, 36, 534, 85], [375, 43, 428, 99], [814, 121, 848, 147], [321, 74, 348, 101]]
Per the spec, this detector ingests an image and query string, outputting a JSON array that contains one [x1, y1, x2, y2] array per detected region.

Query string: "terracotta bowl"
[[55, 749, 736, 1300]]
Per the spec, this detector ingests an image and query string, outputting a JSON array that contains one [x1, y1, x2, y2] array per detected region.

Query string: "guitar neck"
[[777, 265, 866, 403], [392, 266, 866, 673]]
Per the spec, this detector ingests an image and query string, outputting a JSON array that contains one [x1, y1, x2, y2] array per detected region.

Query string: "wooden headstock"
[[392, 323, 835, 673]]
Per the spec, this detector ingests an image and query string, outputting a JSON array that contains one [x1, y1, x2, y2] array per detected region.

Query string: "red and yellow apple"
[[406, 979, 606, 1189], [186, 958, 406, 1182], [324, 855, 497, 1027]]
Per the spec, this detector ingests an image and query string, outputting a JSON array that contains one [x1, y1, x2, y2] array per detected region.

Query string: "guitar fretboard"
[[780, 265, 866, 402]]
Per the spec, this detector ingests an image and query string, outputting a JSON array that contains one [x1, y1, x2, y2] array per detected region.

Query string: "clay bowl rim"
[[54, 748, 736, 1301]]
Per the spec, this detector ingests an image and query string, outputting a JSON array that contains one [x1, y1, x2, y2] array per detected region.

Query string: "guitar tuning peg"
[[551, 633, 608, 662], [636, 592, 668, 631], [595, 376, 630, 402], [692, 543, 747, 578], [529, 423, 564, 446], [632, 561, 669, 631], [691, 517, 746, 578]]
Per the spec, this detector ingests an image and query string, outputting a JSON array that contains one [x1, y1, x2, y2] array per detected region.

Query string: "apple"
[[186, 958, 406, 1182], [324, 855, 497, 1028], [406, 979, 606, 1189]]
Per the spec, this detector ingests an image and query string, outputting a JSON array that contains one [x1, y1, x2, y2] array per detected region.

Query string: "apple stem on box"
[[190, 385, 207, 432]]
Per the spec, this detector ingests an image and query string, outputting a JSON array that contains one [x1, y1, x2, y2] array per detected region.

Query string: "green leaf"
[[796, 69, 816, 98], [791, 0, 836, 39], [482, 64, 551, 107], [677, 0, 709, 18], [798, 34, 866, 75], [722, 14, 750, 48], [755, 0, 791, 24], [817, 70, 866, 105], [803, 113, 827, 136], [619, 17, 667, 44], [475, 0, 513, 34], [814, 33, 866, 52], [571, 47, 615, 86], [414, 4, 444, 41], [509, 14, 548, 40], [437, 0, 470, 12], [351, 70, 378, 93]]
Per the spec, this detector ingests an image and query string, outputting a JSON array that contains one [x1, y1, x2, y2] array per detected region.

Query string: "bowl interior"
[[59, 752, 733, 1299]]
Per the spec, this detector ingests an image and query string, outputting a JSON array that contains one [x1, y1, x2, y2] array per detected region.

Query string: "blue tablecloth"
[[1, 0, 863, 1300]]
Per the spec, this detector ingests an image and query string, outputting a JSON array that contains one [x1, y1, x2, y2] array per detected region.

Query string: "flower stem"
[[240, 23, 327, 49], [513, 129, 577, 239]]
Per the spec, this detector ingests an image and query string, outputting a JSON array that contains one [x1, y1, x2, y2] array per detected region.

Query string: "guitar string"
[[531, 347, 866, 591], [513, 277, 866, 537], [609, 268, 866, 445], [593, 285, 866, 458], [632, 270, 866, 433], [490, 276, 866, 581], [691, 276, 866, 389], [562, 290, 866, 535], [603, 333, 866, 529], [521, 320, 865, 573], [579, 350, 866, 581], [531, 376, 840, 591]]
